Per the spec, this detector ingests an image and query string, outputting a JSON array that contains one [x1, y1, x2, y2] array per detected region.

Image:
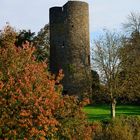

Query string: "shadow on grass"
[[116, 106, 140, 115], [87, 113, 111, 121], [116, 112, 140, 116], [85, 104, 110, 111]]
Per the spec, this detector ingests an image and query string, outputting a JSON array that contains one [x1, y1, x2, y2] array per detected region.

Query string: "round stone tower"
[[50, 1, 91, 98]]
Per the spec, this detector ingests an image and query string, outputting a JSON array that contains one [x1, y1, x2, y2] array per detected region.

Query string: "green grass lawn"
[[83, 105, 140, 121]]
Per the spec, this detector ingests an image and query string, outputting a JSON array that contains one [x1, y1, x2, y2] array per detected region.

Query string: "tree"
[[33, 24, 50, 61], [91, 70, 110, 104], [119, 12, 140, 104], [123, 12, 140, 34], [92, 30, 123, 118], [15, 29, 35, 47], [91, 70, 100, 104], [14, 24, 50, 62], [0, 25, 93, 139]]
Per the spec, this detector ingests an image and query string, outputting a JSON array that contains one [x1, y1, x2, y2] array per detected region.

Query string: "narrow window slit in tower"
[[62, 41, 65, 48], [88, 55, 90, 65]]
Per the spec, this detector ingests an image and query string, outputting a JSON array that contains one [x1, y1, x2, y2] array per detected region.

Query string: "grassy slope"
[[83, 105, 140, 121]]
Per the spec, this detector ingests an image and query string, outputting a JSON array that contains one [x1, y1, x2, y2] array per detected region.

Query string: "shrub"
[[104, 117, 133, 140], [0, 25, 62, 139], [92, 121, 103, 140], [0, 25, 93, 140], [55, 96, 93, 140], [92, 116, 140, 140]]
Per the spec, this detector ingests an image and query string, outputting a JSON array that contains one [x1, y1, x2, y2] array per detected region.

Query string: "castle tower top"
[[68, 0, 87, 1], [68, 0, 87, 2]]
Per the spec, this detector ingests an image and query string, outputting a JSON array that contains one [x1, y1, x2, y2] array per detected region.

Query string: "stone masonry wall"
[[49, 1, 91, 97]]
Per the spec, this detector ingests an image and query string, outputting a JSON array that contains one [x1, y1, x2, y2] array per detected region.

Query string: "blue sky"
[[0, 0, 140, 40]]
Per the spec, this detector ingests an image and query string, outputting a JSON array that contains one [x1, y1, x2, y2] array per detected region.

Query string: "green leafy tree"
[[33, 24, 50, 61], [91, 70, 100, 103], [15, 30, 35, 47], [14, 24, 50, 62]]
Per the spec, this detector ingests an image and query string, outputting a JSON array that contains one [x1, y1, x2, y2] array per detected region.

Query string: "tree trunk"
[[111, 98, 116, 118]]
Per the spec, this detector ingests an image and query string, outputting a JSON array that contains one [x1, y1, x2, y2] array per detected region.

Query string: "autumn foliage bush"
[[0, 25, 93, 139], [91, 116, 140, 140]]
